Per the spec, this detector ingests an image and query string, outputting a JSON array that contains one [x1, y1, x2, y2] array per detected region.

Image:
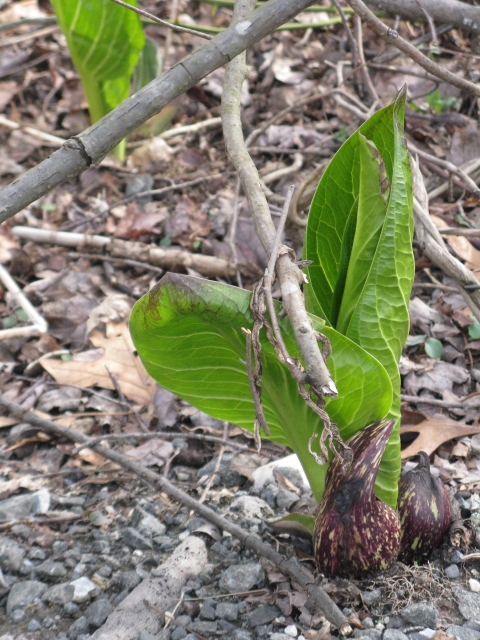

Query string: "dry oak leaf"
[[41, 322, 155, 405], [401, 415, 480, 459], [431, 214, 480, 271]]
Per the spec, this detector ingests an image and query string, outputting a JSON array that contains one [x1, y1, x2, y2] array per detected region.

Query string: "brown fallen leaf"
[[401, 416, 480, 459], [41, 322, 155, 405], [431, 214, 480, 270]]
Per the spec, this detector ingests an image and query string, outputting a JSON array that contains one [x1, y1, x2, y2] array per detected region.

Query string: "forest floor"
[[1, 0, 480, 639]]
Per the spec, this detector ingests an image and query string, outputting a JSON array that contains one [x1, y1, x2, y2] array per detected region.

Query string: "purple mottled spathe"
[[313, 420, 401, 578], [398, 451, 451, 563]]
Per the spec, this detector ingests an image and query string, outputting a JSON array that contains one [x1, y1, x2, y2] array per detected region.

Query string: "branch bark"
[[347, 0, 480, 98], [0, 0, 319, 225], [0, 393, 352, 634], [366, 0, 480, 35], [221, 0, 337, 398]]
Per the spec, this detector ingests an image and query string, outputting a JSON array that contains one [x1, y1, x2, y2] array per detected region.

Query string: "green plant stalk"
[[50, 0, 144, 161]]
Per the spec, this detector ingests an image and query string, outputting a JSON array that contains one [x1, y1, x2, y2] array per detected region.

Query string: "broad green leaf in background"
[[130, 274, 392, 502], [133, 35, 160, 93], [50, 0, 145, 157], [304, 89, 414, 508]]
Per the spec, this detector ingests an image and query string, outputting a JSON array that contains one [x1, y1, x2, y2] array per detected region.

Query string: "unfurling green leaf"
[[130, 274, 392, 502], [268, 513, 315, 539], [304, 89, 414, 508]]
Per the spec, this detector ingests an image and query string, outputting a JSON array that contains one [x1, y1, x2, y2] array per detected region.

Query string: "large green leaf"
[[50, 0, 144, 152], [304, 90, 414, 507], [130, 273, 392, 502]]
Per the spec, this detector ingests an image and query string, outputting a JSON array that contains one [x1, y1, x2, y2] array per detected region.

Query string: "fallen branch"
[[0, 393, 352, 634], [365, 0, 480, 35], [347, 0, 480, 99], [221, 0, 338, 400], [91, 536, 208, 640], [11, 227, 260, 279], [0, 0, 322, 224]]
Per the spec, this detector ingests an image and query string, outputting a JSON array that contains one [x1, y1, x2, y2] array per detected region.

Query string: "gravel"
[[400, 604, 439, 629], [219, 562, 265, 593], [0, 459, 474, 640]]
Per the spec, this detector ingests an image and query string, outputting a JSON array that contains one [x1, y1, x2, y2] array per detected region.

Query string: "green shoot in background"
[[50, 0, 145, 159]]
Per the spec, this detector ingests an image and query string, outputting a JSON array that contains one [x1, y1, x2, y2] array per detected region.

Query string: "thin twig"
[[401, 394, 478, 410], [412, 0, 438, 45], [427, 158, 480, 201], [346, 0, 480, 99], [108, 172, 231, 211], [221, 0, 338, 402], [242, 328, 269, 451], [0, 392, 352, 635], [0, 262, 48, 340], [68, 252, 164, 274], [332, 0, 358, 69], [438, 228, 480, 238], [108, 0, 213, 39], [72, 431, 263, 456], [353, 14, 381, 105], [198, 423, 229, 503], [411, 144, 480, 198]]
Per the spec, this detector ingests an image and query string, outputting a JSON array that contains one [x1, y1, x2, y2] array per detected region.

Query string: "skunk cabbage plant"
[[130, 90, 450, 575]]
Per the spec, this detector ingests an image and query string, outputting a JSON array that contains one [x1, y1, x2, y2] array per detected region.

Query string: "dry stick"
[[438, 228, 480, 238], [161, 0, 180, 72], [428, 158, 480, 201], [412, 0, 438, 46], [221, 0, 337, 400], [108, 0, 212, 40], [365, 0, 480, 35], [346, 0, 480, 99], [0, 0, 324, 224], [71, 431, 262, 456], [11, 227, 253, 279], [0, 262, 48, 341], [289, 163, 327, 227], [107, 172, 231, 211], [68, 252, 164, 274], [411, 157, 480, 323], [0, 393, 351, 634], [352, 14, 381, 106], [410, 144, 480, 199], [401, 394, 478, 410], [198, 423, 229, 503], [332, 0, 358, 72], [242, 328, 270, 450]]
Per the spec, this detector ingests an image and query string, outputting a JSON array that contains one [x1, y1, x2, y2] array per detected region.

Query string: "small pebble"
[[445, 564, 460, 579], [10, 608, 26, 623], [285, 625, 298, 637], [470, 579, 480, 593], [363, 589, 382, 606], [28, 619, 42, 631]]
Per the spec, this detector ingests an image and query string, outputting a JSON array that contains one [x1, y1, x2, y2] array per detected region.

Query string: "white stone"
[[469, 578, 480, 593], [178, 531, 190, 541], [285, 625, 298, 637], [70, 577, 97, 603], [252, 454, 309, 491]]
